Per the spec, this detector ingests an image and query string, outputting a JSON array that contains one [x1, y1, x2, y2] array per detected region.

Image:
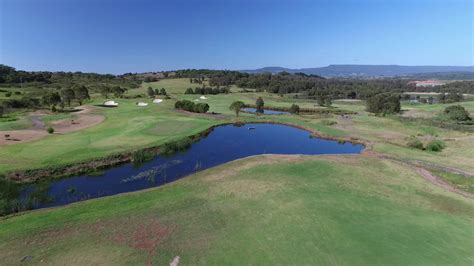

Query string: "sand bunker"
[[0, 106, 105, 146]]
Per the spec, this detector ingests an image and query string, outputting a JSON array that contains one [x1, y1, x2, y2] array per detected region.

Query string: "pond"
[[241, 108, 290, 115], [22, 123, 364, 209]]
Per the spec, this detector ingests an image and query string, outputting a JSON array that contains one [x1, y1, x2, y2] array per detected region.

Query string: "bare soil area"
[[0, 106, 105, 146]]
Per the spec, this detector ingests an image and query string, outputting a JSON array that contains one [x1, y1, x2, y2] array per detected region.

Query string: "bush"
[[426, 140, 446, 152], [320, 120, 337, 126], [131, 150, 154, 164], [290, 104, 300, 114], [0, 176, 22, 216], [161, 138, 193, 155], [407, 137, 424, 150], [194, 103, 210, 113], [47, 127, 54, 134], [444, 105, 471, 121]]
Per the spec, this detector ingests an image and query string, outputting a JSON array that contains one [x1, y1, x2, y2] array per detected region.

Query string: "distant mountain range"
[[242, 65, 474, 78]]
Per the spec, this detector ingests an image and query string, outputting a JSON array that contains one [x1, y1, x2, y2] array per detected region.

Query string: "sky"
[[0, 0, 473, 74]]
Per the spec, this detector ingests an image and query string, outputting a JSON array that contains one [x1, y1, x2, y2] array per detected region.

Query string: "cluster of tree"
[[190, 78, 205, 84], [147, 87, 167, 98], [439, 92, 463, 103], [184, 87, 230, 95], [98, 86, 127, 98], [0, 64, 139, 87], [366, 94, 401, 114], [437, 81, 474, 94], [58, 85, 90, 106], [1, 97, 41, 110], [172, 70, 474, 99], [174, 100, 209, 113], [1, 85, 91, 113]]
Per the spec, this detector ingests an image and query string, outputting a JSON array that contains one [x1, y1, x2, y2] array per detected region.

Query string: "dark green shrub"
[[426, 140, 446, 152], [175, 100, 209, 113], [131, 150, 154, 164], [256, 97, 264, 111], [444, 105, 471, 121], [290, 104, 300, 114], [161, 138, 193, 155], [321, 120, 337, 126], [47, 127, 55, 134], [194, 103, 209, 113]]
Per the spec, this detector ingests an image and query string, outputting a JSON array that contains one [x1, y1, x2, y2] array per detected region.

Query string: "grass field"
[[1, 78, 473, 173], [0, 78, 473, 265], [0, 155, 472, 265]]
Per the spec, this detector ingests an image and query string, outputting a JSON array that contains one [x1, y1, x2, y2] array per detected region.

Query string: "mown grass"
[[0, 156, 472, 265], [1, 79, 473, 174], [431, 170, 474, 194]]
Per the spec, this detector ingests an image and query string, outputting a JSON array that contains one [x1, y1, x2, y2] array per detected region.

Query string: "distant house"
[[412, 80, 446, 87]]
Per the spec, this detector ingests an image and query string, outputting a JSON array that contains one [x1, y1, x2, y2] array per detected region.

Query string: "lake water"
[[242, 108, 290, 115], [23, 123, 364, 209]]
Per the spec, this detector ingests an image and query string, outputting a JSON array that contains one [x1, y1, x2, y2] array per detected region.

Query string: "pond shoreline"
[[4, 121, 367, 183]]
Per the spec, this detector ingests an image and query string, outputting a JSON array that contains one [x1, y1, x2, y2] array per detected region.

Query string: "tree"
[[290, 104, 300, 114], [112, 86, 126, 98], [366, 94, 401, 114], [316, 95, 325, 106], [324, 97, 332, 107], [185, 88, 194, 94], [147, 87, 155, 98], [41, 92, 61, 107], [439, 93, 446, 103], [444, 105, 471, 121], [154, 89, 160, 95], [99, 85, 110, 98], [427, 96, 434, 104], [160, 88, 167, 95], [256, 97, 264, 112], [446, 92, 463, 103], [73, 85, 90, 105], [60, 88, 75, 106], [229, 101, 245, 117]]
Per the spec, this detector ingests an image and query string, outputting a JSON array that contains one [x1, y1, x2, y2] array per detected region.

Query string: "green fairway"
[[0, 155, 472, 265], [1, 77, 473, 265], [1, 78, 473, 175]]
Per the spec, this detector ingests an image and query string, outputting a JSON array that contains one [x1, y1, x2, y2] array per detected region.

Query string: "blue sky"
[[0, 0, 472, 74]]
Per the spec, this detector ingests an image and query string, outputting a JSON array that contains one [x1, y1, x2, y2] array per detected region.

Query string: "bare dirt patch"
[[401, 109, 435, 119], [51, 114, 104, 133], [110, 219, 175, 265], [0, 106, 105, 145]]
